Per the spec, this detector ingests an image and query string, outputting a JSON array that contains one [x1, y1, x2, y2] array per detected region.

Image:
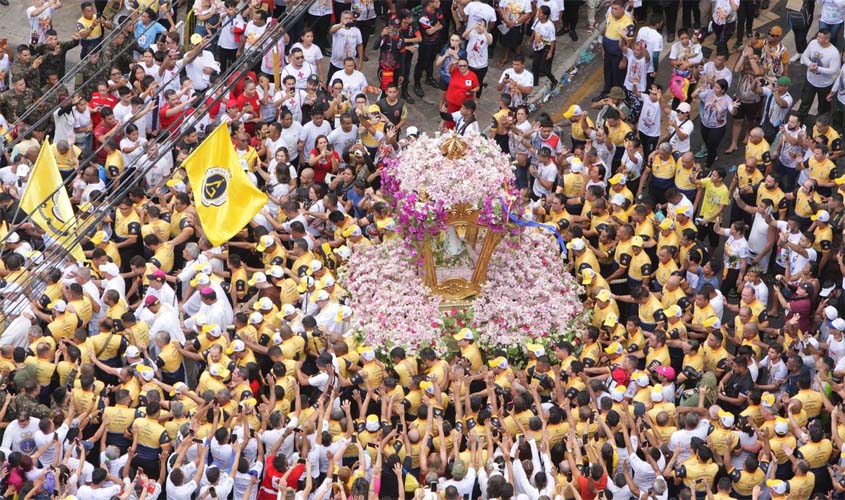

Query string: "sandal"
[[586, 24, 595, 34], [724, 148, 738, 155]]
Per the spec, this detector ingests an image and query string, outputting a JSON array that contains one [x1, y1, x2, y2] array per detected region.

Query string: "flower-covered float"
[[337, 132, 588, 364]]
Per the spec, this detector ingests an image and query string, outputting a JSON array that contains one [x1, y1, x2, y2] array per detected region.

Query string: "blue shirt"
[[134, 21, 167, 49]]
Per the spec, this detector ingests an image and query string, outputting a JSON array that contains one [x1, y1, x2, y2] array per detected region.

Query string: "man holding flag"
[[18, 138, 85, 262], [181, 122, 269, 247]]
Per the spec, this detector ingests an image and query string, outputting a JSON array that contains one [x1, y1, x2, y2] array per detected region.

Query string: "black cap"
[[307, 74, 320, 84], [389, 16, 400, 26]]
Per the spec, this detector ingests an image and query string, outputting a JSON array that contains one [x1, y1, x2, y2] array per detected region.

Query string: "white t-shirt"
[[335, 70, 368, 100], [623, 49, 648, 92], [465, 30, 491, 69], [278, 88, 307, 123], [77, 484, 122, 500], [120, 137, 148, 165], [299, 120, 333, 157], [712, 0, 737, 25], [281, 62, 316, 90], [463, 1, 497, 27], [788, 247, 817, 275], [534, 0, 561, 21], [667, 110, 694, 153], [308, 0, 333, 16], [243, 21, 268, 51], [280, 121, 303, 161], [636, 26, 664, 73], [499, 68, 534, 106], [328, 125, 359, 157], [166, 475, 198, 500], [701, 61, 733, 88], [218, 14, 246, 50], [498, 0, 532, 27], [330, 27, 363, 69], [532, 161, 557, 198], [637, 97, 661, 137], [290, 42, 324, 68], [723, 235, 750, 269], [531, 19, 556, 51]]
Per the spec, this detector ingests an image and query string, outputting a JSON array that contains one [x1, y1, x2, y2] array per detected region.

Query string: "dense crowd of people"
[[0, 1, 845, 500]]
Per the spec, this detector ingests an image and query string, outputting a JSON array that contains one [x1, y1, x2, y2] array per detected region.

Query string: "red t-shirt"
[[259, 458, 305, 500], [227, 71, 258, 98], [309, 148, 340, 182], [237, 92, 261, 133], [93, 121, 121, 163], [445, 67, 478, 106], [159, 102, 189, 132], [576, 471, 608, 500], [89, 92, 118, 129]]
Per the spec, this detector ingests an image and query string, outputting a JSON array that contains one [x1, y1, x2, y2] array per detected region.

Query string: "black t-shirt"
[[722, 371, 753, 413], [376, 98, 406, 126]]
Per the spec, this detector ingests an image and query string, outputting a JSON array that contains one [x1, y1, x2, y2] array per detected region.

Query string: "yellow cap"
[[581, 269, 595, 285], [453, 328, 474, 341], [487, 356, 507, 369], [608, 173, 624, 185], [562, 104, 582, 120], [702, 316, 721, 328], [256, 235, 275, 252], [664, 304, 682, 317], [525, 343, 545, 356], [659, 218, 674, 230], [90, 231, 107, 245], [596, 289, 611, 302], [603, 313, 618, 328], [631, 236, 644, 247], [761, 392, 776, 408], [419, 380, 434, 393]]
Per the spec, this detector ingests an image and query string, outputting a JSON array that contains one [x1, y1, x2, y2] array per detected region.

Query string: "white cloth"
[[637, 97, 661, 137], [330, 27, 362, 68], [801, 40, 841, 88]]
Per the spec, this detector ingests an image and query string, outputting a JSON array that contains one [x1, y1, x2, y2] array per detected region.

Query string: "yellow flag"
[[19, 139, 84, 261], [182, 123, 268, 246]]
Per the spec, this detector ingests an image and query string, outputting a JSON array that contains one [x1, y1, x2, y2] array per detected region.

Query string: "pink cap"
[[144, 295, 159, 306], [655, 366, 675, 381], [146, 269, 166, 281], [200, 286, 214, 296]]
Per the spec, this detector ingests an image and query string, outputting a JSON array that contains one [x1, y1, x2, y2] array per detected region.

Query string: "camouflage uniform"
[[0, 88, 36, 125], [10, 59, 41, 91], [10, 393, 52, 420], [33, 39, 80, 82], [76, 57, 107, 99], [103, 33, 136, 74]]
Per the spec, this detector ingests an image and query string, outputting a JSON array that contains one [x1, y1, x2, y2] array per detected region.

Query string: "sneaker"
[[570, 30, 578, 41], [425, 77, 439, 88], [695, 144, 709, 157], [413, 84, 424, 97], [790, 52, 802, 62]]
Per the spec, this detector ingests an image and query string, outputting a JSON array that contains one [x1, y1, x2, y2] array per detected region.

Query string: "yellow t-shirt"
[[699, 177, 729, 220]]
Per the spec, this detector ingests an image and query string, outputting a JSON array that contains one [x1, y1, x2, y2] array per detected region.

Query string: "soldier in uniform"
[[0, 76, 37, 125], [33, 29, 81, 83], [10, 379, 52, 420], [103, 20, 140, 74], [10, 45, 43, 91], [76, 50, 107, 99]]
